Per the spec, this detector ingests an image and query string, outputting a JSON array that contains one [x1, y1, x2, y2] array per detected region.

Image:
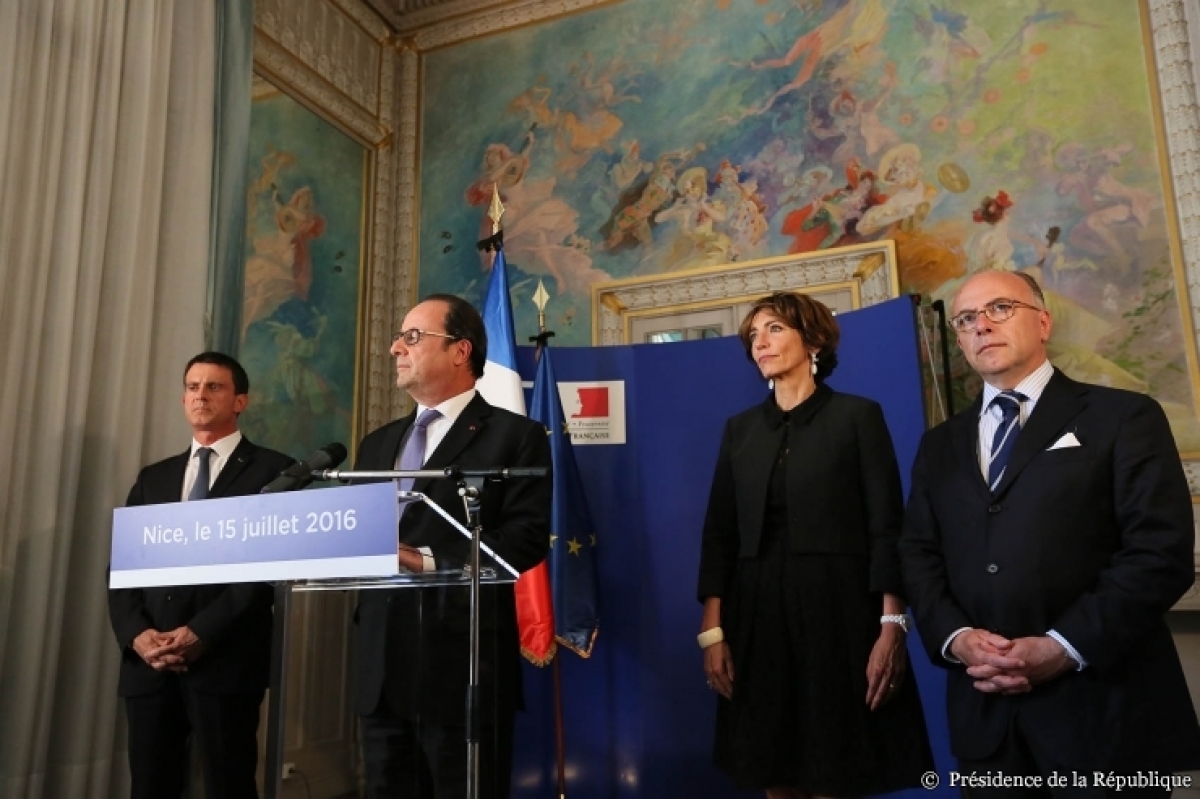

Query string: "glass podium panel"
[[266, 570, 517, 799]]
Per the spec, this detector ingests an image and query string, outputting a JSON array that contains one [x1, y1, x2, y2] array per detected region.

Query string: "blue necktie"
[[187, 447, 213, 501], [987, 391, 1026, 491], [396, 409, 442, 496]]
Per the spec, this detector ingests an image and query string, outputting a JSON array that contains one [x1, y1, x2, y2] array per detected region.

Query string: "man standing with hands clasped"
[[108, 352, 294, 799], [900, 270, 1200, 795]]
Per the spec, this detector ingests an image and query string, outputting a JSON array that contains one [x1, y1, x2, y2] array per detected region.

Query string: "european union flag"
[[530, 347, 600, 657]]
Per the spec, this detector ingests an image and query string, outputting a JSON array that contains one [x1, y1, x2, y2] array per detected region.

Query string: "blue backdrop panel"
[[511, 297, 954, 798]]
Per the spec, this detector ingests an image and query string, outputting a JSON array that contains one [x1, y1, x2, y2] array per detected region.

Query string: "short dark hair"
[[184, 351, 250, 395], [738, 292, 840, 382], [424, 293, 488, 378]]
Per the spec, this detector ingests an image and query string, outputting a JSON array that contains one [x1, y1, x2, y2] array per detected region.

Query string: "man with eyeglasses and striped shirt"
[[350, 294, 551, 799], [900, 270, 1200, 795]]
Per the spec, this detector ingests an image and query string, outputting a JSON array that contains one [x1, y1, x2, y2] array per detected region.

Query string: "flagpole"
[[531, 278, 568, 799]]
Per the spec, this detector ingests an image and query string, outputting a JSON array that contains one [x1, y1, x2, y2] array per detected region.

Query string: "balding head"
[[951, 270, 1052, 390]]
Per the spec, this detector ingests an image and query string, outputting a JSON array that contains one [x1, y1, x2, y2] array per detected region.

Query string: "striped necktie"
[[987, 391, 1026, 491]]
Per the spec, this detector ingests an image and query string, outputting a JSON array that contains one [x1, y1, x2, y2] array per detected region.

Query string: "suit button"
[[165, 594, 172, 601], [986, 564, 999, 574], [988, 504, 1001, 514]]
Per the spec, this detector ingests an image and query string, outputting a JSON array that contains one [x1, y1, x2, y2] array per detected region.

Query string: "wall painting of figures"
[[417, 0, 1200, 449], [235, 73, 366, 460]]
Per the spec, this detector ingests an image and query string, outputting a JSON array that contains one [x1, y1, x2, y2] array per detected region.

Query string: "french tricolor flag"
[[476, 246, 557, 665], [476, 247, 525, 415]]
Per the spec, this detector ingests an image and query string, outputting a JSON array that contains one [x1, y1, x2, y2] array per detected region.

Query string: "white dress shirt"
[[181, 431, 243, 501]]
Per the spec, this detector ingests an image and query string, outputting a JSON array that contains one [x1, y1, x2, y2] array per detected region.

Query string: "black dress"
[[709, 393, 933, 794]]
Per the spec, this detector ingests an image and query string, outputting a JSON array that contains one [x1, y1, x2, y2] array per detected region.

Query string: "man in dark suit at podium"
[[353, 294, 551, 798], [108, 352, 294, 799], [900, 271, 1200, 792]]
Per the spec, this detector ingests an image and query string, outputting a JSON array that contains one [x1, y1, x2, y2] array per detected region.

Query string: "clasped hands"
[[132, 626, 204, 672], [951, 629, 1073, 695]]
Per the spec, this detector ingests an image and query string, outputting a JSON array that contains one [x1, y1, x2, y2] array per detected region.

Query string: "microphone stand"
[[459, 474, 485, 799], [308, 465, 544, 799]]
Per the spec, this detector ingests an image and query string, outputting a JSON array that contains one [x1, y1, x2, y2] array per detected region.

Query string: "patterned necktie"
[[396, 408, 442, 495], [987, 391, 1027, 491], [187, 447, 213, 501]]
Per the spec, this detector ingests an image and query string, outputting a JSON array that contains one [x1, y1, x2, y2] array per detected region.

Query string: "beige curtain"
[[0, 0, 215, 795]]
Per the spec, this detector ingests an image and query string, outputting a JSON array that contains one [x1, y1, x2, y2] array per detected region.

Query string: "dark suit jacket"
[[900, 369, 1200, 770], [108, 436, 295, 697], [351, 393, 551, 722], [697, 386, 907, 601]]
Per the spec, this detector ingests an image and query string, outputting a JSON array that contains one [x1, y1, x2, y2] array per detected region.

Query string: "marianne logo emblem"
[[572, 387, 610, 418], [557, 381, 626, 445]]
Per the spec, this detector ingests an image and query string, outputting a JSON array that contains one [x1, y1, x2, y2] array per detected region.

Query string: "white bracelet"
[[881, 614, 910, 633], [697, 627, 724, 649]]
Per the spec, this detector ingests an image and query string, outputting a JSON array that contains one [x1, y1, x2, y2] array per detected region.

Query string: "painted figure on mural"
[[807, 62, 900, 168], [243, 185, 326, 336], [782, 159, 885, 254], [1055, 142, 1156, 273], [736, 0, 889, 119], [744, 138, 805, 215], [465, 128, 610, 295], [600, 144, 705, 253], [656, 166, 732, 271]]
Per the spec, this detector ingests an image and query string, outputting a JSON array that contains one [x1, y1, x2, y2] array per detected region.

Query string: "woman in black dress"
[[696, 292, 933, 798]]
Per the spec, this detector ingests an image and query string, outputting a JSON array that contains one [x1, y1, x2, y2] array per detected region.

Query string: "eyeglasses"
[[391, 328, 459, 346], [948, 298, 1041, 333]]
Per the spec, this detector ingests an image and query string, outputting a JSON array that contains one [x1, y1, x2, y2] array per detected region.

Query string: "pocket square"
[[1047, 432, 1081, 450]]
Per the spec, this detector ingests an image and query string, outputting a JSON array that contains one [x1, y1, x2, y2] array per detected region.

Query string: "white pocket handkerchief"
[[1047, 432, 1082, 450]]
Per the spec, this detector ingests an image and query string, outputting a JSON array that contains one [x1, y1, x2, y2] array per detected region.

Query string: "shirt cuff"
[[1047, 629, 1087, 671], [942, 627, 972, 664], [418, 546, 436, 573]]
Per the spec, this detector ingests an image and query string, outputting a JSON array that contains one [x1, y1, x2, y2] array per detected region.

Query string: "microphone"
[[261, 443, 348, 494]]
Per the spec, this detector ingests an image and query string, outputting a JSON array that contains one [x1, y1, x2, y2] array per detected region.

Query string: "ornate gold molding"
[[257, 0, 385, 115], [254, 36, 388, 145], [590, 242, 900, 346], [363, 44, 402, 432], [410, 0, 615, 51], [330, 0, 394, 40], [388, 0, 523, 34], [379, 47, 423, 425], [1151, 1, 1200, 289]]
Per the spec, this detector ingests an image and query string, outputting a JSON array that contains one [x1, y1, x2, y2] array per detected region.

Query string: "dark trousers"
[[124, 677, 264, 799], [958, 716, 1172, 799], [360, 696, 514, 799]]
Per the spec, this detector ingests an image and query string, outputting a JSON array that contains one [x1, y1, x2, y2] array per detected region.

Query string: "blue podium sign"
[[109, 482, 399, 588]]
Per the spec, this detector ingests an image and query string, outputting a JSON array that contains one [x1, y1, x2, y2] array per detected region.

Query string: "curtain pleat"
[[0, 0, 215, 795]]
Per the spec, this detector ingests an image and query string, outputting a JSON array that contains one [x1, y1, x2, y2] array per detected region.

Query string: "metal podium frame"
[[263, 468, 537, 799]]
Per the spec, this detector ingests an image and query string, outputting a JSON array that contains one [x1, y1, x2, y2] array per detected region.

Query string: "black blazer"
[[900, 369, 1200, 769], [697, 386, 906, 601], [108, 436, 295, 697], [351, 393, 551, 720]]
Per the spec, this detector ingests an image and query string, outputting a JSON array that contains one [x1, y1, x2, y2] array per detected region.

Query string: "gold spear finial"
[[532, 279, 550, 332], [487, 183, 505, 236]]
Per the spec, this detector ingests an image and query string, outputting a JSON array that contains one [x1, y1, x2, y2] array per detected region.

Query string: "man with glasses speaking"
[[351, 294, 551, 798], [900, 270, 1200, 792]]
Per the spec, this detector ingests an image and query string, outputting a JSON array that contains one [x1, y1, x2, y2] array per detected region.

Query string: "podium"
[[269, 567, 519, 798], [110, 470, 538, 799]]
